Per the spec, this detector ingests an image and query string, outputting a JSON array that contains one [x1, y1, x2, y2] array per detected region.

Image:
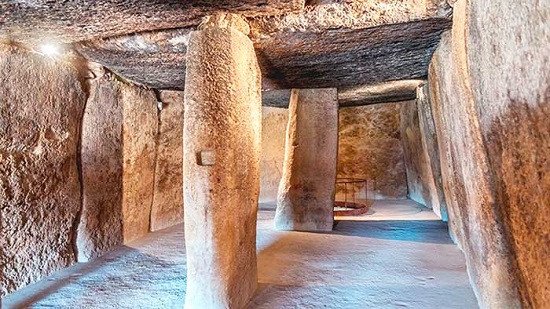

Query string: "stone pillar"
[[183, 13, 261, 309], [275, 88, 338, 232]]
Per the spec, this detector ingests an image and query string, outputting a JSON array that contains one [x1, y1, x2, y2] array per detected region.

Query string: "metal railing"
[[334, 178, 372, 216]]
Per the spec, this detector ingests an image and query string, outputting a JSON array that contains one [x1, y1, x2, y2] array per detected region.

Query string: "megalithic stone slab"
[[275, 88, 338, 232], [183, 13, 261, 309], [78, 71, 124, 262], [0, 44, 86, 296], [150, 90, 184, 232], [119, 82, 158, 243]]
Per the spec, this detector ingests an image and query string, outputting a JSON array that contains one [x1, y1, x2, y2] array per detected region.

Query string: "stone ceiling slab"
[[255, 18, 451, 89], [0, 0, 304, 43], [78, 29, 192, 90], [261, 79, 426, 108], [338, 79, 425, 107], [77, 18, 450, 90]]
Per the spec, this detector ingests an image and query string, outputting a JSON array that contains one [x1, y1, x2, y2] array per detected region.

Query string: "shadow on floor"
[[4, 246, 186, 309], [333, 220, 452, 244]]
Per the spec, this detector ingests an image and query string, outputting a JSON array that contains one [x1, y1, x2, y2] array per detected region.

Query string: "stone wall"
[[1, 47, 185, 296], [415, 84, 448, 221], [427, 0, 549, 306], [259, 106, 288, 204], [260, 103, 408, 201], [0, 45, 87, 296], [400, 100, 432, 205], [120, 83, 158, 242], [465, 1, 549, 307], [337, 103, 408, 199], [150, 91, 184, 231], [77, 71, 124, 262], [400, 94, 448, 220]]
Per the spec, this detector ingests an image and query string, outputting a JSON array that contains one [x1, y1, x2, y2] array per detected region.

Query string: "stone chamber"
[[0, 1, 548, 308]]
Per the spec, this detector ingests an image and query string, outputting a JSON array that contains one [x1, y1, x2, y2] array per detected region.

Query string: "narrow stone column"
[[183, 13, 261, 309], [275, 88, 338, 232]]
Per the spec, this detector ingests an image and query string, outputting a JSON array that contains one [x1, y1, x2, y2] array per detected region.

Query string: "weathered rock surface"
[[150, 91, 184, 232], [260, 107, 289, 203], [249, 0, 451, 34], [255, 18, 450, 89], [72, 0, 452, 91], [462, 0, 549, 306], [78, 17, 451, 90], [262, 80, 425, 108], [0, 44, 86, 296], [77, 29, 192, 90], [337, 103, 408, 199], [77, 70, 123, 262], [339, 80, 424, 107], [429, 5, 521, 304], [275, 88, 338, 232], [120, 83, 158, 242], [262, 90, 293, 108], [0, 1, 304, 43], [183, 13, 261, 309], [415, 84, 448, 220], [428, 0, 550, 306], [400, 100, 433, 207]]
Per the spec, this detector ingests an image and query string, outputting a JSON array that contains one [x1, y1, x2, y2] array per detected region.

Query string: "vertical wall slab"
[[429, 29, 520, 308], [78, 72, 163, 260], [400, 99, 435, 207], [150, 91, 184, 231], [77, 71, 123, 262], [416, 84, 448, 221], [183, 13, 261, 309], [429, 0, 550, 306], [0, 45, 86, 295], [465, 0, 549, 306], [337, 103, 408, 199], [120, 83, 158, 242], [275, 88, 338, 232], [259, 106, 289, 204]]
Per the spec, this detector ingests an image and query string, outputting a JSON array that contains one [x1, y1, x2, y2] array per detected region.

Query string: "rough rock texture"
[[260, 107, 288, 203], [77, 29, 192, 90], [150, 91, 184, 232], [254, 18, 451, 89], [262, 90, 293, 108], [400, 100, 431, 206], [183, 13, 261, 309], [337, 103, 408, 199], [78, 18, 450, 90], [339, 80, 424, 107], [430, 29, 521, 308], [399, 98, 447, 220], [275, 88, 338, 232], [458, 0, 549, 306], [0, 1, 304, 43], [74, 1, 451, 91], [249, 0, 451, 34], [415, 84, 448, 220], [0, 44, 86, 296], [77, 71, 123, 262], [120, 83, 158, 243], [428, 0, 550, 306], [262, 80, 425, 108]]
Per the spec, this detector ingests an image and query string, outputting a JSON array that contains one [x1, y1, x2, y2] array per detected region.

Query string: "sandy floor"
[[3, 200, 478, 309]]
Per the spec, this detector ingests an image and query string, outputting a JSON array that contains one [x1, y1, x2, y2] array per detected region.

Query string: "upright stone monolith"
[[275, 88, 338, 232], [183, 13, 261, 309]]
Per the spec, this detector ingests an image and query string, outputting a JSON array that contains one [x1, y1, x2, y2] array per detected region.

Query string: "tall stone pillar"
[[183, 13, 261, 309], [275, 88, 338, 232]]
